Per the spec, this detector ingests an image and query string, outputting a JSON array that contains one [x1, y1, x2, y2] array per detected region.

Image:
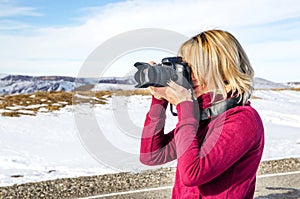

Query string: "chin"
[[193, 90, 202, 98]]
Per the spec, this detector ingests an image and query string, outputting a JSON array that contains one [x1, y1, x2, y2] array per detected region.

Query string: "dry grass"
[[270, 87, 300, 91], [0, 89, 150, 117], [0, 91, 72, 117], [251, 95, 263, 100], [255, 87, 300, 91], [113, 89, 151, 96], [2, 87, 297, 117]]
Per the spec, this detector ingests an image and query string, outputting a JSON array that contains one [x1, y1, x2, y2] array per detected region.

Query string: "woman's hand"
[[149, 86, 164, 100], [147, 61, 193, 105], [149, 81, 193, 106]]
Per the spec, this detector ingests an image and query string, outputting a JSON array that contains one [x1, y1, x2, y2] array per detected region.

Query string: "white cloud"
[[246, 40, 300, 82], [0, 19, 31, 30], [0, 0, 300, 82], [0, 1, 41, 31], [0, 1, 41, 17]]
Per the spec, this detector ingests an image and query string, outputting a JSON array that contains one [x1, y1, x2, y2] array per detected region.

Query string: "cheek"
[[191, 73, 200, 85], [191, 72, 197, 81]]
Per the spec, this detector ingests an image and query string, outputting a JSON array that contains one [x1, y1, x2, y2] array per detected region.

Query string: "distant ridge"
[[0, 73, 7, 79], [1, 75, 76, 82], [253, 77, 289, 89], [0, 74, 295, 95], [0, 74, 135, 95], [287, 82, 300, 88]]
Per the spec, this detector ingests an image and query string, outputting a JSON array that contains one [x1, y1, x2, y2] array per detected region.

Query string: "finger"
[[149, 87, 157, 95], [167, 80, 184, 91], [167, 82, 193, 99], [165, 86, 175, 96], [150, 87, 167, 98], [153, 87, 167, 96], [149, 87, 163, 100], [167, 80, 176, 88], [164, 87, 178, 105], [149, 86, 154, 92], [149, 61, 156, 66]]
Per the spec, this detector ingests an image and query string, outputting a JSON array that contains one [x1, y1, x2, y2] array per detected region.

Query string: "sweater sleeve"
[[175, 101, 261, 186], [140, 96, 177, 166]]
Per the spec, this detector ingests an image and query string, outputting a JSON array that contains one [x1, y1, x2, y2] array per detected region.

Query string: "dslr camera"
[[134, 56, 193, 89]]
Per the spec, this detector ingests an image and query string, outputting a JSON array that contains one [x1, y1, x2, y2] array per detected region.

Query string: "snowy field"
[[0, 89, 300, 186]]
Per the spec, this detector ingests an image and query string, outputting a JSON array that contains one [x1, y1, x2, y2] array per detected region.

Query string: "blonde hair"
[[178, 29, 254, 104]]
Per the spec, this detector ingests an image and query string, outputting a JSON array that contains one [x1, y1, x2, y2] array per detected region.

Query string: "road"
[[81, 171, 300, 199], [1, 158, 299, 198], [255, 171, 300, 199]]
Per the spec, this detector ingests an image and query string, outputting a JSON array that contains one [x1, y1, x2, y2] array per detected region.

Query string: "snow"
[[6, 104, 48, 110], [93, 83, 135, 91], [0, 109, 112, 186], [251, 90, 300, 160], [0, 89, 300, 186]]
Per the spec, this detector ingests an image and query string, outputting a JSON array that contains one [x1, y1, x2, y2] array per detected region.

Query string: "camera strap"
[[170, 97, 242, 120]]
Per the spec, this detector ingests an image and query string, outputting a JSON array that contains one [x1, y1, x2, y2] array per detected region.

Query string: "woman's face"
[[183, 57, 208, 98], [191, 72, 208, 98]]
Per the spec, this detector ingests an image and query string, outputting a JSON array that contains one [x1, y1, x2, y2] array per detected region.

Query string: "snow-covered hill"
[[0, 75, 135, 95], [287, 82, 300, 88], [253, 77, 289, 89], [0, 74, 295, 95], [0, 75, 80, 95]]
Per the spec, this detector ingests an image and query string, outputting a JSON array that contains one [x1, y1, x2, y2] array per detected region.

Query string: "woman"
[[140, 29, 264, 198]]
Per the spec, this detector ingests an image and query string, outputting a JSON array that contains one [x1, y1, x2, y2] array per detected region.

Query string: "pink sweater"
[[140, 93, 264, 199]]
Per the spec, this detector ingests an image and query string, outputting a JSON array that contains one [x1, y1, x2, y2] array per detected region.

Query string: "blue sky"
[[0, 0, 300, 82], [0, 0, 120, 30]]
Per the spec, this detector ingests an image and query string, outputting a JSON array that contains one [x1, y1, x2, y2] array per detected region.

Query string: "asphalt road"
[[82, 171, 300, 199], [255, 171, 300, 199], [1, 158, 299, 199]]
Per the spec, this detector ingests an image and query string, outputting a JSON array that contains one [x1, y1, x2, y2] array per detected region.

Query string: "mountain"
[[287, 82, 300, 88], [0, 74, 136, 95], [0, 75, 87, 95], [0, 73, 8, 79], [253, 77, 289, 89], [0, 74, 295, 95], [98, 76, 136, 85]]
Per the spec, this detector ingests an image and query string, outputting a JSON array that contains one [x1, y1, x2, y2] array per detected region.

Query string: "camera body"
[[134, 56, 192, 89]]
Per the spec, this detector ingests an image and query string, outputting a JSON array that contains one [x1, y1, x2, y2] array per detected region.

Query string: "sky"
[[0, 0, 299, 82]]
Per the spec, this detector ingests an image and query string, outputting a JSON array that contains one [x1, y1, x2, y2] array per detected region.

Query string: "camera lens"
[[142, 68, 149, 83], [147, 66, 157, 83]]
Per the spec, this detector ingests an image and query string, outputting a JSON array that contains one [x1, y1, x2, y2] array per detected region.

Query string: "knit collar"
[[197, 92, 225, 109], [197, 92, 250, 110]]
